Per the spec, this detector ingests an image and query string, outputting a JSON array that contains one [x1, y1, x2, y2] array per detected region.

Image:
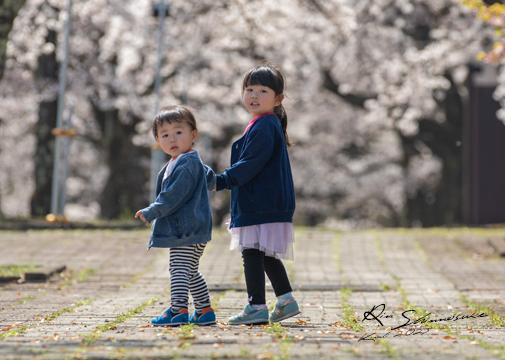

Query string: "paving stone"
[[1, 228, 504, 359]]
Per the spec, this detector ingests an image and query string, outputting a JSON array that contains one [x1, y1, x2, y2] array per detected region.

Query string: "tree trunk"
[[93, 105, 151, 219], [402, 75, 463, 226], [30, 30, 59, 217]]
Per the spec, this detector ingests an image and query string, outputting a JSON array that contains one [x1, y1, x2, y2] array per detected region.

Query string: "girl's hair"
[[152, 105, 198, 139], [242, 62, 292, 147]]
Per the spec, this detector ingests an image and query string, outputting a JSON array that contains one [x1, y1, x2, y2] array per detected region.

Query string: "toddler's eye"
[[176, 131, 182, 135]]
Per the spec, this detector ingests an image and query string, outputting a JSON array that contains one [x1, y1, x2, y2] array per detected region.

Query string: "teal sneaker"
[[189, 307, 216, 326], [151, 308, 188, 326], [269, 299, 301, 322], [229, 304, 268, 325]]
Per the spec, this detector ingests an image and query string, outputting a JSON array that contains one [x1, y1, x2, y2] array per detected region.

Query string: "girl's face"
[[242, 84, 283, 118], [156, 121, 197, 159]]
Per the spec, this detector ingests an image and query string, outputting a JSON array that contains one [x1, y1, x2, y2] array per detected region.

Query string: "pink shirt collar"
[[243, 112, 275, 135]]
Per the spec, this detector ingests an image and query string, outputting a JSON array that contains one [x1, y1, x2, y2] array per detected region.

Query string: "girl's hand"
[[213, 185, 216, 191], [135, 211, 150, 226]]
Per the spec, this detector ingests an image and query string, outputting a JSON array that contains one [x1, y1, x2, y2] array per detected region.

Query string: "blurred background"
[[1, 0, 505, 229]]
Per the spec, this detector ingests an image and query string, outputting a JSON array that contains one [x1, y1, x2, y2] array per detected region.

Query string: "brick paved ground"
[[0, 227, 505, 359]]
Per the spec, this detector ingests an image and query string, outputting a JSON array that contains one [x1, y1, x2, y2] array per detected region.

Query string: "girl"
[[215, 62, 300, 325], [136, 105, 216, 326]]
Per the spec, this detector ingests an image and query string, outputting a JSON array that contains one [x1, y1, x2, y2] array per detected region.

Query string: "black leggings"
[[242, 248, 293, 305]]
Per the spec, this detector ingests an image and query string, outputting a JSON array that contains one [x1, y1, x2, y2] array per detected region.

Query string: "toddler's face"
[[156, 121, 197, 159]]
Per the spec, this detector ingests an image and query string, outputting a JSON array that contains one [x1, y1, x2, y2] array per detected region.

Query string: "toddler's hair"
[[242, 61, 292, 147], [152, 105, 198, 139]]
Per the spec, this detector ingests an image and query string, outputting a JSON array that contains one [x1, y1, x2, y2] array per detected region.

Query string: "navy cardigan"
[[216, 114, 295, 228]]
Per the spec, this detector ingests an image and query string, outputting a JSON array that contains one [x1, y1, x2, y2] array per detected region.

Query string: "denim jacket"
[[140, 151, 216, 250]]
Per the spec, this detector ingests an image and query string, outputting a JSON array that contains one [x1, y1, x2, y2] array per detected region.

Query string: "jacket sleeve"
[[140, 166, 195, 223], [216, 125, 274, 190], [204, 164, 216, 191]]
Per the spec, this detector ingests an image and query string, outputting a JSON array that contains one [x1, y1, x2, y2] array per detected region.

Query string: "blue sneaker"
[[151, 308, 188, 326], [189, 307, 216, 326], [229, 304, 268, 325]]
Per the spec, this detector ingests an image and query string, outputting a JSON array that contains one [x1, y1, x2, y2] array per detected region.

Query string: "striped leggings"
[[169, 243, 211, 313]]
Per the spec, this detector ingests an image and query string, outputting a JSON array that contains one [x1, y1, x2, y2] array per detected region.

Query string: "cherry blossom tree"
[[0, 0, 496, 227]]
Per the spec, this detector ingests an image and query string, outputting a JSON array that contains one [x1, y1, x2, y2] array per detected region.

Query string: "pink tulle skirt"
[[228, 222, 295, 260]]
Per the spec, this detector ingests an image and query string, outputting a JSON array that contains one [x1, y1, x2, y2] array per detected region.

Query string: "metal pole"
[[59, 105, 73, 218], [50, 0, 72, 215], [150, 2, 170, 203]]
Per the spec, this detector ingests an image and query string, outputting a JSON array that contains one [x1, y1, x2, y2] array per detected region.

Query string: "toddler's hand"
[[135, 211, 149, 226]]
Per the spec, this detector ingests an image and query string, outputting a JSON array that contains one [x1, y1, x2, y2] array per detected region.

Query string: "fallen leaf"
[[443, 335, 456, 340], [213, 343, 224, 348], [257, 354, 274, 359]]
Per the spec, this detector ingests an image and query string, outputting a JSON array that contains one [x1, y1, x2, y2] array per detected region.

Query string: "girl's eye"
[[176, 131, 182, 135]]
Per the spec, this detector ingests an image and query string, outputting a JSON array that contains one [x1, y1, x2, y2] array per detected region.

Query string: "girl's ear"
[[192, 129, 198, 143], [275, 94, 285, 107]]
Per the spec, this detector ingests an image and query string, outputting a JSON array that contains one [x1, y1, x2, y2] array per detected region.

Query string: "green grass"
[[396, 286, 505, 358], [0, 298, 94, 340], [178, 323, 198, 339], [94, 296, 159, 334], [338, 288, 364, 332], [461, 295, 505, 327], [211, 292, 226, 310], [0, 325, 29, 340], [0, 265, 37, 277], [333, 233, 348, 284], [264, 322, 285, 334], [60, 267, 97, 287], [379, 339, 400, 360], [263, 323, 293, 360]]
